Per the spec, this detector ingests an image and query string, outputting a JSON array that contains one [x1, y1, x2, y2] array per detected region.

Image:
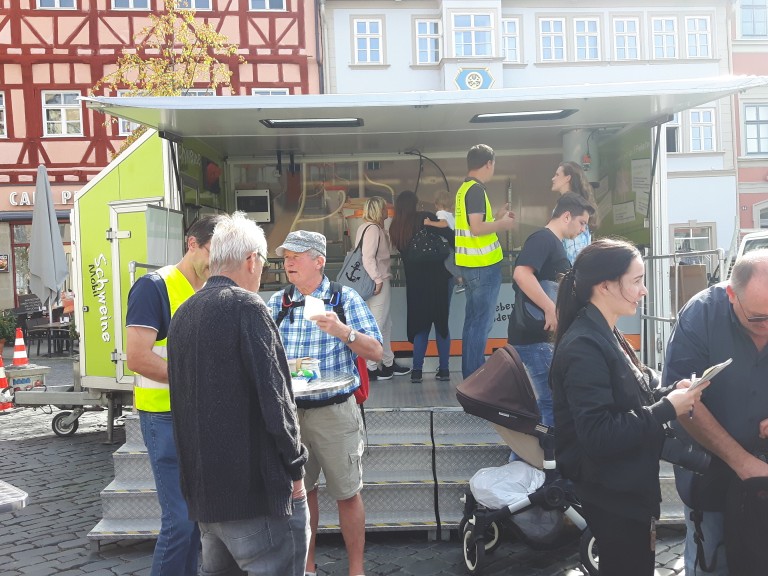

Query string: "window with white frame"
[[415, 19, 441, 64], [741, 0, 768, 37], [574, 18, 600, 61], [758, 203, 768, 228], [745, 104, 768, 155], [113, 0, 149, 8], [177, 0, 210, 9], [250, 0, 285, 10], [354, 19, 383, 64], [116, 91, 140, 136], [686, 17, 710, 58], [652, 17, 677, 59], [0, 92, 5, 138], [42, 91, 82, 137], [672, 224, 714, 268], [613, 18, 640, 60], [252, 88, 290, 95], [453, 14, 493, 58], [666, 113, 680, 153], [690, 108, 715, 152], [501, 18, 520, 63], [539, 18, 565, 62], [38, 0, 75, 7]]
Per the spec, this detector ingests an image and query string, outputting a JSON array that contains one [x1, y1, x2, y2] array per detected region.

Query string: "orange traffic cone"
[[12, 327, 29, 367], [0, 356, 12, 412]]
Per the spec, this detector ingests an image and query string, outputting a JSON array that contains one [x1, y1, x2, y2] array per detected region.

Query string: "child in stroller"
[[456, 344, 598, 576]]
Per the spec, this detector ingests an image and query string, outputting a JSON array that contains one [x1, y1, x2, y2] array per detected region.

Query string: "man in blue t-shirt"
[[508, 193, 594, 429], [125, 215, 223, 576]]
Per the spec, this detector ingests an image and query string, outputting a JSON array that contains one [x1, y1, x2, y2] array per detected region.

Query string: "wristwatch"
[[346, 328, 357, 344]]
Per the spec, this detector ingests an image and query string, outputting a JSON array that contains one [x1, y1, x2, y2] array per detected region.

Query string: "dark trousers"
[[582, 500, 655, 576]]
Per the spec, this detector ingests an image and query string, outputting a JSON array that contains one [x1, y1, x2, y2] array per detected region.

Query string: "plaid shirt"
[[267, 277, 382, 401], [562, 227, 591, 265]]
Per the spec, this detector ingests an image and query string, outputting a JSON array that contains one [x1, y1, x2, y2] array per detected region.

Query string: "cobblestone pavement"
[[0, 352, 687, 575]]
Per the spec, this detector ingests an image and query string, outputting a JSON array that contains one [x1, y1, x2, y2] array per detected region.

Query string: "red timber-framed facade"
[[0, 0, 320, 310]]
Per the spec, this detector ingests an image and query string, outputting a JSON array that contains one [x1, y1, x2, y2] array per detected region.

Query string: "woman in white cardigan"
[[355, 196, 412, 380]]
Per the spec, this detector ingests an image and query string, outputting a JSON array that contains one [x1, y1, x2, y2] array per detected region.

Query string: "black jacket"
[[551, 304, 677, 522], [401, 212, 453, 342], [168, 276, 308, 523]]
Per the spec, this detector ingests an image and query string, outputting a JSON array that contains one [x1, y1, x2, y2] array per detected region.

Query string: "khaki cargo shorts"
[[298, 395, 364, 501]]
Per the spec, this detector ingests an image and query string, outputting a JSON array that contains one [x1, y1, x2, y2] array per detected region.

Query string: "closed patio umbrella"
[[28, 165, 68, 311]]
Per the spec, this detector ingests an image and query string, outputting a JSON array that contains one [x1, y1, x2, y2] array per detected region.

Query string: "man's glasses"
[[249, 252, 270, 269], [736, 293, 768, 323]]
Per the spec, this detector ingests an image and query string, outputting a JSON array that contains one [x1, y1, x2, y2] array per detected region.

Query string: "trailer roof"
[[84, 76, 768, 159]]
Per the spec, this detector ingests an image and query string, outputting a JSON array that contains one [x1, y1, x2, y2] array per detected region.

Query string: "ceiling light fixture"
[[260, 117, 364, 128], [470, 109, 578, 123]]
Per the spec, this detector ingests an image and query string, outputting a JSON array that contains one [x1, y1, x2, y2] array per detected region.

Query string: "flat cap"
[[276, 230, 326, 257]]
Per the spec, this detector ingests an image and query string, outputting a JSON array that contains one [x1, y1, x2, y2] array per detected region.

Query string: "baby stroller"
[[456, 345, 598, 576]]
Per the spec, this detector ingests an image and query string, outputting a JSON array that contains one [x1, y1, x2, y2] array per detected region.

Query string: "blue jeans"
[[460, 262, 502, 378], [514, 342, 554, 427], [683, 505, 728, 575], [139, 411, 200, 576], [413, 328, 451, 371], [199, 497, 310, 576]]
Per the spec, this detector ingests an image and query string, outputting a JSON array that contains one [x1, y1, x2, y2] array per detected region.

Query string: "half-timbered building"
[[0, 0, 320, 309]]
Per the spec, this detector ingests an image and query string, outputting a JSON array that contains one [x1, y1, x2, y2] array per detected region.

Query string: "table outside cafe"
[[11, 293, 76, 357]]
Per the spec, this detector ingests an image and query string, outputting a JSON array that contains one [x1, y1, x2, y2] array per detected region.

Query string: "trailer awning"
[[83, 76, 768, 159]]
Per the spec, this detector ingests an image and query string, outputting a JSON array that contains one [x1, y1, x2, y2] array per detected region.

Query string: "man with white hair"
[[168, 212, 309, 576]]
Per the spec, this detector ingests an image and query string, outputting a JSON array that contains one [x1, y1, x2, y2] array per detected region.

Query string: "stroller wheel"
[[481, 521, 502, 553], [579, 527, 599, 576], [462, 522, 486, 575]]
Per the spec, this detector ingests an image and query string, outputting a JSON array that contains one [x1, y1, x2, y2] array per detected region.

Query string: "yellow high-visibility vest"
[[133, 265, 194, 412], [454, 179, 503, 267]]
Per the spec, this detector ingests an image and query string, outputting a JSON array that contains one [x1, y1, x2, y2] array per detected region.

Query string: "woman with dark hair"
[[389, 190, 452, 383], [551, 238, 705, 576], [551, 160, 597, 263]]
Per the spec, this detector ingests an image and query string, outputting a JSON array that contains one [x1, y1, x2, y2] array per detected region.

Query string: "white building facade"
[[322, 0, 748, 256]]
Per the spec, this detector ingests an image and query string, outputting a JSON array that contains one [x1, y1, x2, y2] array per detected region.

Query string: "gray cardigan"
[[168, 276, 307, 523]]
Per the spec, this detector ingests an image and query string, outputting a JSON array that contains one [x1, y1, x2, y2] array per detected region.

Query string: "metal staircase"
[[88, 403, 684, 549]]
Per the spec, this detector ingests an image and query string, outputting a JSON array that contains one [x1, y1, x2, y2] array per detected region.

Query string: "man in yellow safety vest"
[[125, 215, 223, 576], [454, 144, 517, 378]]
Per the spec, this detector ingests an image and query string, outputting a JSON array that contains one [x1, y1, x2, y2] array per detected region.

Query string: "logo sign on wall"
[[455, 68, 494, 90]]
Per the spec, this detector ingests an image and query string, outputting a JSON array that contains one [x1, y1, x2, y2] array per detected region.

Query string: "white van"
[[737, 231, 768, 260]]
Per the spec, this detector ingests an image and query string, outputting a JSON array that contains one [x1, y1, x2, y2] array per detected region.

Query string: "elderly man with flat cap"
[[267, 230, 383, 576]]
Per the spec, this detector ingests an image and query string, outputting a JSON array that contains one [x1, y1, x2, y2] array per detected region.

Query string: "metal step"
[[112, 444, 153, 483], [122, 413, 143, 445], [87, 517, 159, 548], [317, 480, 440, 532], [100, 479, 159, 519]]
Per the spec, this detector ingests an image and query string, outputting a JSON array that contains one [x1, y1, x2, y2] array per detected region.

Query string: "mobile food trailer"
[[15, 75, 768, 436], [13, 77, 768, 545]]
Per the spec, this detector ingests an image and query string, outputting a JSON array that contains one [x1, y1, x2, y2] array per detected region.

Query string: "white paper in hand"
[[303, 295, 326, 323], [689, 358, 732, 392]]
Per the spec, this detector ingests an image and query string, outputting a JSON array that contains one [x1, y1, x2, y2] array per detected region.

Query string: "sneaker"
[[390, 361, 412, 376], [436, 368, 450, 381], [377, 364, 394, 380], [367, 368, 379, 382], [455, 282, 466, 294], [411, 369, 423, 383]]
